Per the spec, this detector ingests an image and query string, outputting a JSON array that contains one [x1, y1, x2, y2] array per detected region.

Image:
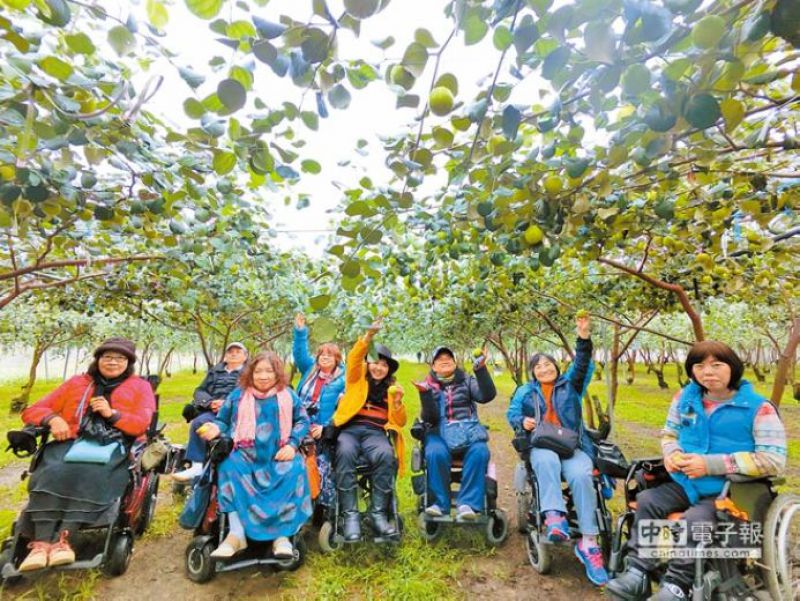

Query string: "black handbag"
[[529, 393, 579, 458]]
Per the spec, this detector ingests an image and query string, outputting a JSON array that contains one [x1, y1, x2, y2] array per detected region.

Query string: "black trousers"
[[335, 423, 396, 494], [627, 481, 717, 590]]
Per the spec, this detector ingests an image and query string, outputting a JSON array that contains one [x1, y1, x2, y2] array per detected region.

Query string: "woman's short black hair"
[[684, 340, 744, 391]]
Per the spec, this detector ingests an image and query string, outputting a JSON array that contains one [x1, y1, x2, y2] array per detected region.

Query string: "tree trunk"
[[594, 360, 604, 381], [752, 363, 766, 383], [62, 347, 71, 381], [606, 324, 620, 437], [10, 342, 46, 413], [625, 351, 636, 385], [770, 317, 800, 407], [157, 347, 175, 380]]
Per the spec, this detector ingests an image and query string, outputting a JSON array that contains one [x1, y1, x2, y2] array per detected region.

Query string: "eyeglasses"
[[100, 354, 129, 363]]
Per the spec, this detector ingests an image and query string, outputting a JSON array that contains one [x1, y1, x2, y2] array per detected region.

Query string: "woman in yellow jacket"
[[333, 318, 406, 541]]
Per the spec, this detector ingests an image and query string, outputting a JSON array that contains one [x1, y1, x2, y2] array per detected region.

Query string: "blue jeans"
[[530, 447, 599, 536], [185, 411, 218, 463], [425, 433, 489, 512]]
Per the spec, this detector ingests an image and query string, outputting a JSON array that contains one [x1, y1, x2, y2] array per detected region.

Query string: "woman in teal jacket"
[[293, 313, 345, 510]]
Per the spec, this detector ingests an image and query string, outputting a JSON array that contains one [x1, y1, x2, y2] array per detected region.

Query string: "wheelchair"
[[607, 456, 799, 601], [317, 427, 404, 552], [410, 420, 509, 546], [0, 375, 171, 583], [511, 428, 619, 574], [183, 437, 306, 583]]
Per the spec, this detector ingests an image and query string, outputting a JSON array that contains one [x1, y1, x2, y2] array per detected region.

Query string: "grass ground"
[[0, 363, 797, 599]]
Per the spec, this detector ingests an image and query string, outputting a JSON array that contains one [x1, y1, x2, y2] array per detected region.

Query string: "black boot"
[[369, 487, 398, 538], [605, 566, 652, 600], [338, 487, 361, 542]]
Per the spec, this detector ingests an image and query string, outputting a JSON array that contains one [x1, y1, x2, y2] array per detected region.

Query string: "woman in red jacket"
[[17, 338, 155, 572]]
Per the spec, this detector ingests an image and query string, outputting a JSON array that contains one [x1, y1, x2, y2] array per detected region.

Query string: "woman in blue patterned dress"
[[198, 351, 312, 559]]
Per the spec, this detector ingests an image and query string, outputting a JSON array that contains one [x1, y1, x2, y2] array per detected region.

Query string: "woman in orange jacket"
[[332, 318, 406, 541]]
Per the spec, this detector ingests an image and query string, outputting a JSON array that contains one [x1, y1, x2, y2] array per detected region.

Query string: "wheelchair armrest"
[[410, 419, 427, 442], [6, 426, 48, 457], [208, 437, 234, 463], [511, 429, 530, 457]]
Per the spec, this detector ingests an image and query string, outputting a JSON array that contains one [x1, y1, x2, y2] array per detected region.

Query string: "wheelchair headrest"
[[146, 374, 161, 392]]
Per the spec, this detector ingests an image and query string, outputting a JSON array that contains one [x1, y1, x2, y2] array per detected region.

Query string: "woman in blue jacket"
[[293, 313, 345, 510], [507, 314, 607, 587]]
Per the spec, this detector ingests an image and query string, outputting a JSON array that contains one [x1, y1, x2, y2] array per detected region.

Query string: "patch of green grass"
[[2, 570, 99, 600]]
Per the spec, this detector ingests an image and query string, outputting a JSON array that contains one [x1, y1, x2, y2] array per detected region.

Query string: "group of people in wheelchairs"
[[1, 311, 795, 599]]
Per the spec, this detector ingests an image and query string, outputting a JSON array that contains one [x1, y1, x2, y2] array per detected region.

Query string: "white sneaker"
[[425, 505, 444, 517], [456, 505, 477, 521], [209, 534, 247, 558], [272, 536, 293, 559], [172, 464, 203, 482]]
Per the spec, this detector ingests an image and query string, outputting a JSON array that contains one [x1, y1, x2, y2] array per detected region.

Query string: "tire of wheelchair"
[[134, 475, 160, 537], [525, 527, 552, 574], [485, 509, 509, 546], [763, 492, 800, 601], [318, 521, 340, 553], [275, 534, 306, 571], [103, 532, 133, 577], [185, 537, 216, 583], [417, 513, 443, 542]]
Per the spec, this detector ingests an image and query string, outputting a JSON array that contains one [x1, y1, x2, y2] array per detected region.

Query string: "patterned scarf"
[[299, 366, 341, 406], [234, 386, 294, 448]]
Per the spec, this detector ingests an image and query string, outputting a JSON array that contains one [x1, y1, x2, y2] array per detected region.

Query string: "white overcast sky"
[[116, 0, 552, 253]]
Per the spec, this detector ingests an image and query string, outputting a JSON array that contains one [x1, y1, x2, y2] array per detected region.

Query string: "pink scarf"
[[233, 386, 294, 448]]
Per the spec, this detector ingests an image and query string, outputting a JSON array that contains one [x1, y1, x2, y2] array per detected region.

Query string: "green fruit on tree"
[[695, 252, 714, 270], [643, 100, 677, 132], [388, 385, 398, 396], [389, 65, 414, 90], [429, 86, 454, 116], [476, 201, 493, 217], [575, 309, 590, 319], [490, 252, 505, 266], [472, 348, 483, 358], [692, 15, 726, 49], [683, 93, 721, 129], [543, 176, 563, 195], [770, 0, 800, 48], [621, 64, 651, 96], [523, 224, 544, 246], [654, 199, 675, 220]]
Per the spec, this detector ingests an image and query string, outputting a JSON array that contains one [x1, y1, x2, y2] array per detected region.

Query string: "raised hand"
[[295, 313, 306, 329], [576, 312, 591, 339]]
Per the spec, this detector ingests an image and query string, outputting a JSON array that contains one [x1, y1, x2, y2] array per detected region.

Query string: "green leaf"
[[514, 15, 539, 54], [217, 78, 247, 112], [683, 93, 721, 129], [185, 0, 223, 19], [65, 32, 95, 54], [340, 260, 361, 278], [146, 0, 168, 29], [414, 27, 438, 48], [720, 98, 744, 132], [493, 25, 513, 51], [301, 159, 321, 174], [663, 58, 692, 81], [229, 65, 253, 91], [227, 20, 256, 39], [464, 14, 488, 45], [179, 66, 205, 89], [36, 0, 70, 26], [584, 21, 615, 63], [252, 39, 278, 65], [183, 98, 205, 119], [301, 111, 319, 131], [343, 0, 380, 19], [309, 294, 331, 311], [542, 46, 570, 81], [312, 316, 337, 338], [212, 150, 237, 175], [401, 41, 428, 77], [301, 28, 330, 64], [39, 56, 73, 80], [327, 84, 351, 109], [502, 105, 521, 139], [108, 25, 135, 55]]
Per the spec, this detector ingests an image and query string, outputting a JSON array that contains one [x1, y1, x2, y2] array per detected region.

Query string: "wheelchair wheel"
[[135, 474, 160, 537], [516, 490, 532, 534], [103, 532, 133, 577], [185, 537, 216, 583], [275, 535, 306, 571], [525, 527, 552, 574], [417, 512, 443, 542], [0, 546, 21, 586], [171, 479, 189, 500], [485, 509, 509, 546], [318, 520, 340, 553], [763, 492, 800, 601]]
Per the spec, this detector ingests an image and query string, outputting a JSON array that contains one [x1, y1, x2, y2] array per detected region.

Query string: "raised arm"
[[292, 313, 316, 376], [469, 365, 497, 404]]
